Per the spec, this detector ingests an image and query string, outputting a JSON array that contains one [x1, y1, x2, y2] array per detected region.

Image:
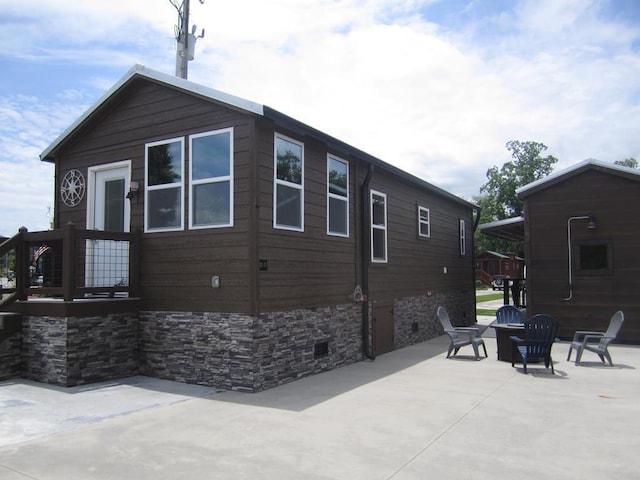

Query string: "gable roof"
[[516, 158, 640, 198], [40, 64, 263, 161], [40, 64, 475, 209]]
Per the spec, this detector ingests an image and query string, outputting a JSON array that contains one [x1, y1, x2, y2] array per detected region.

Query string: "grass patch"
[[476, 308, 497, 316], [476, 293, 503, 303]]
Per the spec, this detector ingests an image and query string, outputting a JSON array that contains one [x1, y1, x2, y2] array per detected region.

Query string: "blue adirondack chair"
[[510, 315, 559, 374], [496, 305, 522, 324]]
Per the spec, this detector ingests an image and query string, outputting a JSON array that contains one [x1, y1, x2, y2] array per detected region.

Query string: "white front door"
[[87, 162, 131, 288]]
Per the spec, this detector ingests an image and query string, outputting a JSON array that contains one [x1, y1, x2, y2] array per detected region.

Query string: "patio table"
[[491, 323, 525, 362]]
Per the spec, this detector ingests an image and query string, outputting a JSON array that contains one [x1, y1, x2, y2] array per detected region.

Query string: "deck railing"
[[0, 223, 140, 308], [474, 269, 494, 286]]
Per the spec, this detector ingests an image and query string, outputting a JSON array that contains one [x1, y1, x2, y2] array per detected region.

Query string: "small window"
[[145, 137, 184, 232], [578, 243, 610, 272], [274, 134, 304, 231], [459, 218, 466, 256], [327, 155, 349, 237], [418, 206, 430, 238], [189, 128, 234, 229], [371, 190, 387, 263]]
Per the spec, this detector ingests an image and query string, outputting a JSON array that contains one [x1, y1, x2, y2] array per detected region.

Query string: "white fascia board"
[[40, 64, 264, 161], [516, 158, 640, 196]]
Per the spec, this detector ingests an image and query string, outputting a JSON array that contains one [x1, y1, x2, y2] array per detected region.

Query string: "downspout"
[[472, 206, 482, 232], [361, 164, 375, 360], [472, 206, 481, 321]]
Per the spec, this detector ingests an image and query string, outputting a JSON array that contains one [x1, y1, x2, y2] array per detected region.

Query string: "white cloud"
[[0, 94, 87, 235], [0, 0, 638, 236]]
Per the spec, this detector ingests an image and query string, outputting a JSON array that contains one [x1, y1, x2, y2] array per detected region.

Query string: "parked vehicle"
[[492, 275, 507, 291]]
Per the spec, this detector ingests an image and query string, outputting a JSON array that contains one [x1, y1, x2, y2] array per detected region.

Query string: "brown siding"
[[524, 169, 640, 342], [54, 80, 255, 313], [254, 120, 475, 320], [366, 172, 476, 323], [52, 77, 475, 321], [255, 123, 359, 312]]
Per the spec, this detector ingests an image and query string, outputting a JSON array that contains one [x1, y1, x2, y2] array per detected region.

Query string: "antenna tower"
[[172, 0, 205, 79]]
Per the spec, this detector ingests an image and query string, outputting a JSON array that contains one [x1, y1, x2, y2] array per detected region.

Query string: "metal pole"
[[562, 215, 590, 301], [176, 0, 190, 79]]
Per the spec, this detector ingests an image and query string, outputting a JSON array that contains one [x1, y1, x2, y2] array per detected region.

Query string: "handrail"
[[1, 224, 140, 310], [474, 269, 493, 286], [0, 231, 22, 256]]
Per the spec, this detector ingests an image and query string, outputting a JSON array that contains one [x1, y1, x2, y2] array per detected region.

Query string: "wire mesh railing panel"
[[1, 227, 137, 304], [84, 239, 130, 288]]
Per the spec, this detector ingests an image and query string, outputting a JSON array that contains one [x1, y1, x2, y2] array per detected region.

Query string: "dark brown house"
[[482, 159, 639, 343], [474, 250, 525, 286], [1, 65, 477, 391]]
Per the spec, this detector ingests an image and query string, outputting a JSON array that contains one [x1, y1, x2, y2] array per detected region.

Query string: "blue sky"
[[1, 0, 639, 237]]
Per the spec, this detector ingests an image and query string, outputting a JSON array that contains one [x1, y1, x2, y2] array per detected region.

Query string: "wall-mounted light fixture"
[[563, 215, 597, 301], [126, 181, 140, 202]]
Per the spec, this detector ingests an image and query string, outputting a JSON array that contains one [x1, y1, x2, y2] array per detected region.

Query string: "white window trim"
[[144, 136, 185, 233], [273, 133, 304, 232], [418, 206, 430, 238], [188, 127, 234, 230], [370, 190, 388, 263], [460, 218, 466, 256], [327, 154, 349, 237]]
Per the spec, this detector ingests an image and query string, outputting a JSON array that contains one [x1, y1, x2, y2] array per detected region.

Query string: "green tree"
[[472, 194, 515, 254], [276, 150, 302, 184], [615, 157, 638, 168], [475, 141, 558, 255], [148, 143, 181, 185]]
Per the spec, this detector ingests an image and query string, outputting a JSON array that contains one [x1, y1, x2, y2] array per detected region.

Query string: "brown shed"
[[516, 159, 640, 342], [20, 65, 478, 391]]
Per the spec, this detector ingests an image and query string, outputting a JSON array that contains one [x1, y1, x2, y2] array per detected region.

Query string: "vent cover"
[[314, 341, 329, 359]]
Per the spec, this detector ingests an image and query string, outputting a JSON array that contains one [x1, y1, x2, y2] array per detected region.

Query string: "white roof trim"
[[40, 64, 264, 160], [478, 216, 524, 230], [485, 250, 509, 258], [516, 158, 640, 196]]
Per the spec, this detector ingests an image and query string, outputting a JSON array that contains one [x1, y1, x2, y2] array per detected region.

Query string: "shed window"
[[418, 206, 430, 238], [327, 155, 349, 237], [274, 134, 304, 231], [578, 243, 610, 272], [145, 138, 184, 232], [189, 128, 233, 229], [459, 219, 466, 256], [371, 190, 387, 263]]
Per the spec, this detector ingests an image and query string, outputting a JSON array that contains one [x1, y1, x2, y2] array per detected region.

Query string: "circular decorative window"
[[60, 169, 86, 207]]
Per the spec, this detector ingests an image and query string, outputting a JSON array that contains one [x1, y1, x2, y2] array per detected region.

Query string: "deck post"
[[129, 228, 141, 297], [62, 222, 76, 301], [15, 227, 27, 301]]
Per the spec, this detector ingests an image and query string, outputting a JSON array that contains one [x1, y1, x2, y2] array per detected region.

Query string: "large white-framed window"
[[189, 128, 234, 229], [274, 133, 304, 231], [459, 218, 466, 256], [327, 155, 349, 237], [371, 190, 387, 263], [418, 206, 430, 238], [145, 137, 184, 232]]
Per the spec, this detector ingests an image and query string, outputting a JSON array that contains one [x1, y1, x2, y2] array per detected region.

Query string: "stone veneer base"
[[1, 291, 474, 391], [20, 314, 139, 386], [394, 291, 476, 349], [139, 303, 363, 392]]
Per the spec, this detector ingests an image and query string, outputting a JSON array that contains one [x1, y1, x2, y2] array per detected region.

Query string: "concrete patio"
[[1, 328, 638, 479]]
